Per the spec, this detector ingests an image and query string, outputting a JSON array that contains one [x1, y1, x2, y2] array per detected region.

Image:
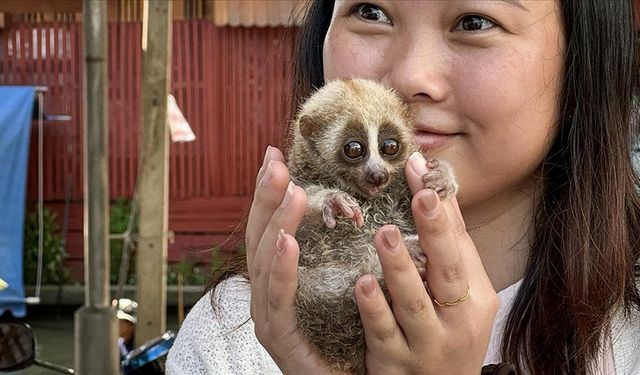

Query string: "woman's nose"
[[380, 36, 450, 104]]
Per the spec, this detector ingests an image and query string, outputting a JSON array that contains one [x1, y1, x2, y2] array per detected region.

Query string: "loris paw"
[[422, 158, 458, 199], [405, 235, 427, 279], [322, 192, 364, 229]]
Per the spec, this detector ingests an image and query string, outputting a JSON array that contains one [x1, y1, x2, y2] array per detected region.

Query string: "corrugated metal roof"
[[213, 0, 305, 27], [0, 0, 307, 26]]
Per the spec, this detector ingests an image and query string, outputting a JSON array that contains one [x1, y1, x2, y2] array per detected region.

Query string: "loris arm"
[[302, 184, 364, 229]]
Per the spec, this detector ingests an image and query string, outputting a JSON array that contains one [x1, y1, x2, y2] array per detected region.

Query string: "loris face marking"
[[335, 120, 409, 198], [292, 79, 415, 200]]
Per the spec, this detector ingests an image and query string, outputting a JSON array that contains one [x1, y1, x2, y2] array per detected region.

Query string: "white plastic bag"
[[168, 94, 196, 143]]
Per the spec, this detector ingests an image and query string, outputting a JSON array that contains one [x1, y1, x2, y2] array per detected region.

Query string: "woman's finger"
[[259, 232, 350, 375], [437, 193, 498, 294], [405, 152, 429, 195], [264, 232, 307, 354], [372, 225, 437, 350], [251, 181, 308, 324], [355, 274, 408, 357], [245, 147, 286, 273], [440, 194, 466, 236], [254, 146, 285, 186], [412, 189, 470, 313]]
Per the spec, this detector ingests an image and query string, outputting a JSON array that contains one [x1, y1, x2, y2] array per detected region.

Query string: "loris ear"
[[298, 114, 322, 139]]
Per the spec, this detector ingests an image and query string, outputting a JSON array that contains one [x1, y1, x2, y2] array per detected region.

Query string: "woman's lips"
[[414, 130, 457, 151]]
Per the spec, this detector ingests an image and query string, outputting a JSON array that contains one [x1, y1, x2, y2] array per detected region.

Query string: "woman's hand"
[[355, 152, 500, 375], [246, 146, 349, 374]]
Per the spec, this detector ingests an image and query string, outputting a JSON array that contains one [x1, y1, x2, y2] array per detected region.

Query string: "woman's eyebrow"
[[500, 0, 530, 12]]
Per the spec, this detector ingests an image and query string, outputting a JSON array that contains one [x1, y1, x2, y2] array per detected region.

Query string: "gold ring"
[[430, 286, 470, 307]]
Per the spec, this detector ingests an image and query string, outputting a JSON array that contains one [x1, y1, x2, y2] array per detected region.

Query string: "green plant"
[[23, 208, 69, 285], [167, 259, 209, 285], [110, 198, 136, 284]]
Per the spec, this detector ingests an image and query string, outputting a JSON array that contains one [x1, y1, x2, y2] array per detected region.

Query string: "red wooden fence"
[[0, 21, 295, 279]]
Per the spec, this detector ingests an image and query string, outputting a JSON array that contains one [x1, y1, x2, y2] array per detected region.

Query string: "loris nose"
[[367, 171, 389, 186]]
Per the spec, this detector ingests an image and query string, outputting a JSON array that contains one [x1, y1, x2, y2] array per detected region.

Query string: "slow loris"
[[287, 79, 457, 374]]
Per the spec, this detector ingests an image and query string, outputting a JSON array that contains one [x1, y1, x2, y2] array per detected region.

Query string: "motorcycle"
[[0, 322, 175, 374]]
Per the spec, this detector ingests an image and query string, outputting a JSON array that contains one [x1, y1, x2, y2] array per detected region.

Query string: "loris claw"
[[322, 191, 364, 228]]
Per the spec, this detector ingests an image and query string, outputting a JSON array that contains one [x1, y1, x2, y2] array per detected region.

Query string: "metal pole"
[[136, 0, 172, 346], [74, 1, 119, 374]]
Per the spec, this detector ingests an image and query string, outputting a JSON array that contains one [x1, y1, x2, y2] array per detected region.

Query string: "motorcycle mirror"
[[0, 322, 36, 372]]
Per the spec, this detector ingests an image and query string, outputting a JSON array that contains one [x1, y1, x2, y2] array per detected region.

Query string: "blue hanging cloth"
[[0, 86, 36, 318]]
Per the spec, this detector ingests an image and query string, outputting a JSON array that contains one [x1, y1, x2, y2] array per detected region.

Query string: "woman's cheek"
[[323, 31, 392, 81]]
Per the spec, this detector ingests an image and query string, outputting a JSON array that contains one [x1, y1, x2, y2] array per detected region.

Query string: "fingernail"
[[280, 181, 294, 208], [381, 226, 400, 254], [419, 189, 440, 219], [260, 160, 274, 186], [262, 145, 275, 167], [276, 229, 286, 257], [408, 152, 427, 175], [360, 275, 377, 298]]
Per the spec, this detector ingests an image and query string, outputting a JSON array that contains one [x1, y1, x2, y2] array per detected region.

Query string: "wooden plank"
[[219, 26, 228, 195], [172, 0, 184, 21], [172, 22, 181, 198], [0, 0, 82, 14], [191, 20, 200, 198], [132, 22, 141, 198], [116, 22, 124, 196], [253, 28, 262, 181], [209, 22, 218, 196], [118, 22, 127, 197], [200, 21, 209, 196], [124, 22, 134, 197], [184, 21, 193, 198], [241, 28, 249, 193], [107, 0, 117, 22], [77, 22, 83, 199], [136, 0, 172, 345], [233, 28, 240, 193], [72, 22, 84, 201]]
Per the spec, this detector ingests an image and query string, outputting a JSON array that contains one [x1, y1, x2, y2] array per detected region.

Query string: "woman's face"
[[323, 0, 565, 211]]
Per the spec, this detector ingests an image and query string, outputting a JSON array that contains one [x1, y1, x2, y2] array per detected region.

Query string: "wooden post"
[[74, 1, 119, 373], [177, 272, 185, 326], [136, 0, 172, 346]]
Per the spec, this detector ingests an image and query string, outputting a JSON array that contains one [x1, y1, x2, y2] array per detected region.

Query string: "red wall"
[[0, 21, 295, 279]]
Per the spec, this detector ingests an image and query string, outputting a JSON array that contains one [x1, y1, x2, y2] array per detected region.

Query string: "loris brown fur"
[[287, 79, 457, 374]]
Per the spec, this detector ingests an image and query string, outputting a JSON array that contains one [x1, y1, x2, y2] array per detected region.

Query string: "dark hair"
[[502, 1, 640, 373], [207, 1, 640, 372]]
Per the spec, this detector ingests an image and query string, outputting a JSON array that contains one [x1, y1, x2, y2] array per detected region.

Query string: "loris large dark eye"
[[343, 141, 365, 160], [380, 139, 399, 157]]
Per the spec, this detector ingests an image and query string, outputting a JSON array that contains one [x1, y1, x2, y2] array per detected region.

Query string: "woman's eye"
[[380, 139, 400, 157], [455, 15, 496, 31], [343, 141, 366, 160], [353, 3, 392, 25]]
